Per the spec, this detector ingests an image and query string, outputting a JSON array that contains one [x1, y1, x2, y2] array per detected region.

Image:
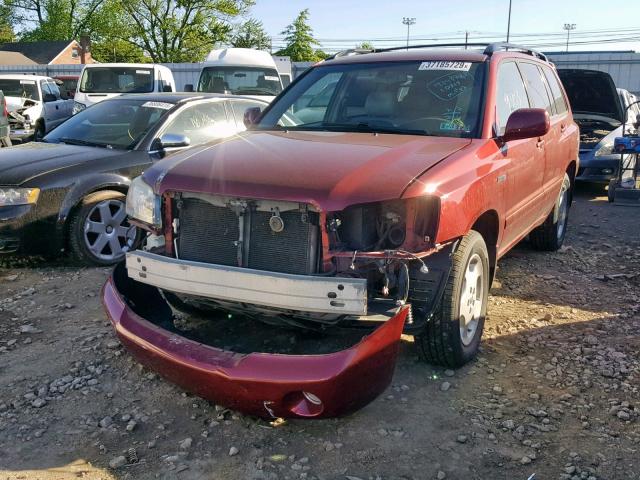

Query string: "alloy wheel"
[[459, 253, 484, 346], [83, 199, 136, 262]]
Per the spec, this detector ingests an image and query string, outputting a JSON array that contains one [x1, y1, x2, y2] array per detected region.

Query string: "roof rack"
[[327, 42, 548, 62]]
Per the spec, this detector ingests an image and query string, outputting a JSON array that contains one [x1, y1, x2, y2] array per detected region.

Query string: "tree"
[[7, 0, 104, 41], [118, 0, 253, 63], [275, 9, 322, 62], [231, 18, 271, 51], [0, 3, 15, 43], [356, 41, 374, 50]]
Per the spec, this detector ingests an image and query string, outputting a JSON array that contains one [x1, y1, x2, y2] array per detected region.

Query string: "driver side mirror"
[[157, 133, 190, 150], [243, 107, 262, 128], [502, 108, 550, 142], [43, 93, 57, 103], [184, 84, 194, 92]]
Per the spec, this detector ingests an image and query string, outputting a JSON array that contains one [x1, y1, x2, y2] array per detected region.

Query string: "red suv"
[[104, 43, 579, 418]]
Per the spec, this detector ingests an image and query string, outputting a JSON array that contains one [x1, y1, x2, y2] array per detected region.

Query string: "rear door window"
[[542, 67, 569, 115], [519, 62, 553, 115], [495, 61, 529, 136]]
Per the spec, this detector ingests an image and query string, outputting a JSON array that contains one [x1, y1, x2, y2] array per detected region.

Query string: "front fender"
[[58, 173, 132, 223]]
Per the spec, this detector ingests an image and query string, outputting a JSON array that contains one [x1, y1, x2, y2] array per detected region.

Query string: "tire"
[[33, 122, 45, 142], [68, 190, 138, 266], [415, 230, 489, 368], [607, 179, 616, 203], [529, 173, 571, 251]]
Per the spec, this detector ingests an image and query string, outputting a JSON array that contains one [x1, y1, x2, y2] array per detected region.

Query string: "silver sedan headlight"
[[595, 139, 615, 157], [72, 101, 86, 115], [0, 187, 40, 207], [126, 177, 161, 226]]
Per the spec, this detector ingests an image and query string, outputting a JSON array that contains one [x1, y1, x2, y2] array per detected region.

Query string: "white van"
[[74, 63, 176, 114], [191, 48, 283, 102]]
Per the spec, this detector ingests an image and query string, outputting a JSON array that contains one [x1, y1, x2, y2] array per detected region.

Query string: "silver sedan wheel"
[[459, 253, 484, 346], [556, 182, 569, 241], [83, 199, 136, 262]]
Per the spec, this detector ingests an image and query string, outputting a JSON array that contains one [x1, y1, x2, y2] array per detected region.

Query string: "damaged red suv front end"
[[103, 263, 408, 418]]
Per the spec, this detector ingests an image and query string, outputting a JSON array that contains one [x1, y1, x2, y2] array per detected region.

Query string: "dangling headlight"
[[126, 176, 161, 226]]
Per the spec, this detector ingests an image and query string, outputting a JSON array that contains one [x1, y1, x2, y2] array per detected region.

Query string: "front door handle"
[[536, 137, 544, 148], [560, 124, 567, 133]]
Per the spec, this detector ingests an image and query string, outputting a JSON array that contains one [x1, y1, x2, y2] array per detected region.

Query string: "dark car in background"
[[53, 75, 79, 100], [558, 69, 639, 184], [0, 90, 10, 147], [0, 93, 268, 264]]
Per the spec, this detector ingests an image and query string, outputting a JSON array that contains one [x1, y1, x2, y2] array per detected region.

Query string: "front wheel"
[[68, 190, 138, 266], [33, 122, 45, 142], [415, 230, 489, 368], [529, 173, 571, 251]]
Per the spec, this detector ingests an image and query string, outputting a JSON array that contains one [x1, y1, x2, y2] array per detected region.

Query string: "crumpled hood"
[[145, 131, 471, 211], [0, 142, 123, 185], [5, 96, 39, 112]]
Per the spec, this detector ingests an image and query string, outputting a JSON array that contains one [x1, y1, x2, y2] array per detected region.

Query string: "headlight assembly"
[[126, 176, 161, 226], [595, 139, 615, 157], [0, 187, 40, 207], [72, 101, 86, 115]]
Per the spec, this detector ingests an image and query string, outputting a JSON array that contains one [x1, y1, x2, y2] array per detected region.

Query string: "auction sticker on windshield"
[[142, 101, 173, 110], [419, 61, 472, 71]]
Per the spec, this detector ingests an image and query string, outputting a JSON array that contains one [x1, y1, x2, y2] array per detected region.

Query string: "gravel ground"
[[1, 184, 639, 480]]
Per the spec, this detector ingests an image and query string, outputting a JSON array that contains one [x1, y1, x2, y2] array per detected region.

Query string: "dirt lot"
[[1, 185, 639, 480]]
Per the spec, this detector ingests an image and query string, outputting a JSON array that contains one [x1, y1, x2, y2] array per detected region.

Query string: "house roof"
[[0, 51, 37, 65], [0, 40, 75, 65]]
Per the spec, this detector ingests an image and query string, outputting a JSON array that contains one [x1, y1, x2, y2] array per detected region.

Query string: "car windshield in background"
[[79, 67, 154, 93], [44, 99, 173, 149], [259, 61, 486, 138], [0, 79, 39, 100], [198, 66, 282, 96]]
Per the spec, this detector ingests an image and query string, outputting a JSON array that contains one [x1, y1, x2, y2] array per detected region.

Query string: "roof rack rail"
[[483, 42, 548, 61], [327, 42, 548, 62]]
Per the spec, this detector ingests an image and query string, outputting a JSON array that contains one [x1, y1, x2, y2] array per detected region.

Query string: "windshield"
[[80, 67, 155, 94], [0, 79, 40, 100], [258, 61, 486, 137], [44, 98, 173, 149], [198, 66, 282, 96]]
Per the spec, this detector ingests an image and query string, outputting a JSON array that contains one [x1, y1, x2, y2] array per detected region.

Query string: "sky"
[[250, 0, 640, 53]]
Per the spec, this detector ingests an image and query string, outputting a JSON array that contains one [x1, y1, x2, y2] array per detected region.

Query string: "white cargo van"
[[74, 63, 176, 114], [190, 48, 283, 102]]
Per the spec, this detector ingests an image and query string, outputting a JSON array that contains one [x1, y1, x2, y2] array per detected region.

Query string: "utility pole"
[[402, 17, 416, 50], [506, 0, 512, 42], [563, 23, 576, 52], [465, 31, 469, 49]]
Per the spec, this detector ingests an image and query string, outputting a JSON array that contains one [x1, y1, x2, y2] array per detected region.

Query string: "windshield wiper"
[[59, 137, 113, 149], [234, 88, 277, 95]]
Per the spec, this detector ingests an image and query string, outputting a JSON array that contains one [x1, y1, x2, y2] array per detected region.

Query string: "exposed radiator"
[[177, 197, 319, 275]]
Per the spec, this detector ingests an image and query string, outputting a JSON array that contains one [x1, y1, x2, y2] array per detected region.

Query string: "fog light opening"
[[602, 168, 614, 175], [283, 390, 325, 417]]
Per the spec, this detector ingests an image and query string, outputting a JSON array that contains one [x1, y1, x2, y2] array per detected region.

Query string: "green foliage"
[[0, 3, 15, 43], [231, 18, 271, 51], [356, 41, 374, 50], [275, 9, 322, 62], [119, 0, 254, 63]]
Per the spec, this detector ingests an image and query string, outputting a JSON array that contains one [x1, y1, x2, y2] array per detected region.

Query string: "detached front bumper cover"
[[102, 263, 407, 419]]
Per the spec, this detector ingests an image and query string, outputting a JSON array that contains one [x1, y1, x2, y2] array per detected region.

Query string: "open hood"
[[145, 131, 471, 212], [558, 69, 624, 124]]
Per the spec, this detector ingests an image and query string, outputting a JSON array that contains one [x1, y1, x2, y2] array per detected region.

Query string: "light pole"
[[563, 23, 576, 52], [506, 0, 512, 42], [402, 17, 416, 50]]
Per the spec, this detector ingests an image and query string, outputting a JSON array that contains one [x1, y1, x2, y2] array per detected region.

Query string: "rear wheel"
[[68, 191, 138, 266], [416, 230, 489, 368], [529, 173, 571, 251]]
